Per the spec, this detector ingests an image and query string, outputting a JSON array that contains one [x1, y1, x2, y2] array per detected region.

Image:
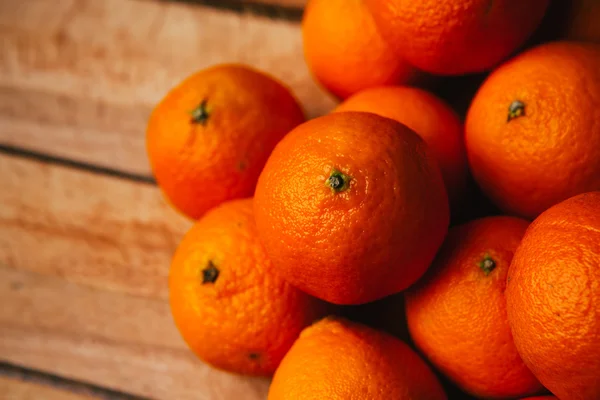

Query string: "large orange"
[[335, 86, 467, 206], [466, 42, 600, 219], [147, 64, 304, 220], [169, 199, 326, 376], [405, 216, 543, 398], [268, 317, 447, 400], [302, 0, 416, 99], [364, 0, 549, 75], [254, 112, 449, 305], [506, 192, 600, 400]]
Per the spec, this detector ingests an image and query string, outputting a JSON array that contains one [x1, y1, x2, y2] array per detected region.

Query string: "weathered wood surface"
[[0, 155, 271, 399], [0, 0, 329, 398], [0, 375, 98, 400], [0, 0, 336, 177]]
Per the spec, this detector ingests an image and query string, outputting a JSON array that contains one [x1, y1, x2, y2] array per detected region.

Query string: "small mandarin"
[[268, 317, 447, 400], [466, 42, 600, 218], [365, 0, 549, 75], [406, 216, 543, 398], [302, 0, 416, 99], [506, 192, 600, 400], [147, 64, 304, 220], [169, 199, 326, 376], [254, 112, 449, 305]]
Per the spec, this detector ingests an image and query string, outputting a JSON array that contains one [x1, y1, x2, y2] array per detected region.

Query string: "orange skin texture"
[[562, 0, 600, 43], [466, 42, 600, 219], [364, 0, 549, 75], [335, 86, 467, 207], [506, 192, 600, 400], [146, 64, 304, 220], [169, 199, 326, 376], [268, 317, 447, 400], [254, 112, 449, 305], [405, 216, 543, 398], [302, 0, 416, 99]]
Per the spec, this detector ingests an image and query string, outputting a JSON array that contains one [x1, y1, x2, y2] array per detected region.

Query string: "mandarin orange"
[[466, 42, 600, 218], [169, 199, 326, 375], [365, 0, 549, 75], [302, 0, 416, 99], [506, 192, 600, 400], [406, 216, 543, 398], [268, 317, 447, 400], [254, 112, 449, 305], [147, 64, 304, 220]]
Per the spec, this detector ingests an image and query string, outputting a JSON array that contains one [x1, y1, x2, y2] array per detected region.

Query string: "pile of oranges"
[[146, 1, 600, 399]]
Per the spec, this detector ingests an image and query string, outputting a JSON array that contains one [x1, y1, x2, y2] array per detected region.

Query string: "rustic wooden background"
[[0, 0, 340, 399]]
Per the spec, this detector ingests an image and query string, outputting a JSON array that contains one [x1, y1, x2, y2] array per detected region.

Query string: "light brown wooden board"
[[0, 0, 336, 177], [0, 153, 190, 299], [0, 375, 97, 400], [0, 154, 270, 399], [233, 0, 307, 7]]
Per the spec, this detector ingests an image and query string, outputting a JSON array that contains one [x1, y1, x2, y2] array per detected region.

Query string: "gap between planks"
[[0, 153, 271, 399], [0, 364, 147, 400], [163, 0, 306, 21], [0, 266, 270, 400], [0, 0, 336, 180]]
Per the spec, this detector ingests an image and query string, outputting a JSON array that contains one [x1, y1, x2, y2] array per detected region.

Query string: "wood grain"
[[0, 153, 190, 299], [0, 154, 270, 398], [0, 0, 336, 176], [0, 266, 271, 400], [233, 0, 307, 8], [0, 375, 97, 400]]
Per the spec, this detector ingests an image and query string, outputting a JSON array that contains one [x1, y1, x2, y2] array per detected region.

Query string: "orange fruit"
[[335, 86, 467, 206], [268, 317, 447, 400], [302, 0, 417, 99], [254, 112, 449, 305], [147, 64, 304, 220], [506, 191, 600, 400], [561, 0, 600, 43], [169, 198, 326, 376], [466, 42, 600, 219], [405, 216, 543, 398], [364, 0, 549, 75]]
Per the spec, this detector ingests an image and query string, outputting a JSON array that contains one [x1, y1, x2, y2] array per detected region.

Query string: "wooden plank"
[[0, 0, 336, 176], [0, 153, 191, 299], [233, 0, 307, 8], [0, 375, 97, 400], [0, 266, 270, 400]]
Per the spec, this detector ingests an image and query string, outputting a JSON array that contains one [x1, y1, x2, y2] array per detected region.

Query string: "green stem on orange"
[[478, 253, 497, 276], [507, 100, 525, 122], [326, 168, 352, 193], [190, 99, 210, 125], [201, 260, 219, 284]]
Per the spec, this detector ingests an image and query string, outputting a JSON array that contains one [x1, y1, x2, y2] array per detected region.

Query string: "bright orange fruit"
[[506, 191, 600, 400], [335, 86, 467, 206], [405, 216, 543, 398], [254, 112, 449, 305], [466, 42, 600, 219], [169, 198, 326, 376], [268, 317, 447, 400], [147, 64, 304, 220], [364, 0, 549, 75], [302, 0, 416, 99]]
